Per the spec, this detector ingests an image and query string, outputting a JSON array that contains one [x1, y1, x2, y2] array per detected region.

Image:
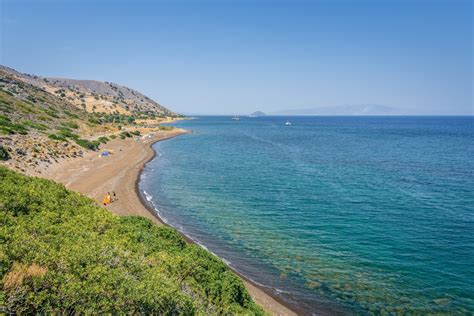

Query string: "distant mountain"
[[249, 111, 266, 117], [272, 104, 405, 116], [0, 65, 176, 117]]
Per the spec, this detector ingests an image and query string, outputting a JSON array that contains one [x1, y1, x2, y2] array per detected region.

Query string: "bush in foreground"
[[0, 167, 263, 315]]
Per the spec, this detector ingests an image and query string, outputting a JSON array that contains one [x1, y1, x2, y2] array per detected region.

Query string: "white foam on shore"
[[221, 257, 232, 266], [145, 199, 170, 225], [274, 288, 292, 294], [140, 190, 293, 308], [146, 209, 230, 265], [195, 240, 209, 250], [140, 164, 227, 262], [184, 235, 233, 266], [143, 190, 153, 202]]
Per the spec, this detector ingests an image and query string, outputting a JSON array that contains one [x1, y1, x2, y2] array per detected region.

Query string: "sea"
[[139, 116, 473, 315]]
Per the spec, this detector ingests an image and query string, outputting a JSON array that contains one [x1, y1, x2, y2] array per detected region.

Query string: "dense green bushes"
[[75, 138, 100, 151], [48, 128, 80, 143], [0, 115, 28, 135], [47, 131, 104, 151], [0, 167, 263, 314], [63, 110, 79, 119], [22, 120, 47, 131], [90, 113, 136, 125], [97, 136, 109, 144], [116, 130, 140, 139], [119, 131, 132, 139], [43, 108, 60, 118], [60, 121, 79, 129], [57, 128, 79, 140], [159, 125, 175, 131], [47, 133, 67, 141]]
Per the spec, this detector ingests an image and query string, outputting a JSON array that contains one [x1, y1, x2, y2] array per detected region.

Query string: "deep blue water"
[[139, 116, 474, 314]]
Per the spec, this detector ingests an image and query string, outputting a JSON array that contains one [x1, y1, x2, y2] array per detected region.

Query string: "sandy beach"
[[41, 129, 296, 316]]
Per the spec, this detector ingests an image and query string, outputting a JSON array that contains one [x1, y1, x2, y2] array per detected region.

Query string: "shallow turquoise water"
[[140, 116, 474, 314]]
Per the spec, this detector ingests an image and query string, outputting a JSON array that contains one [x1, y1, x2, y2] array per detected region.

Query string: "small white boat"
[[232, 115, 240, 120], [285, 120, 291, 125]]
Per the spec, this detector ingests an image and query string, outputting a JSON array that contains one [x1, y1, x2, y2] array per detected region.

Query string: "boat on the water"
[[285, 120, 291, 125], [232, 115, 240, 120]]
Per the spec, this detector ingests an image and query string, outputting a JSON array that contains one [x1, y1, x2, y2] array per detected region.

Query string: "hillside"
[[0, 65, 177, 118], [0, 66, 179, 175], [0, 166, 263, 314], [0, 68, 107, 174]]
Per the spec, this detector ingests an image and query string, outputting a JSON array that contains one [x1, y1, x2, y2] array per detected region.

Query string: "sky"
[[0, 0, 472, 115]]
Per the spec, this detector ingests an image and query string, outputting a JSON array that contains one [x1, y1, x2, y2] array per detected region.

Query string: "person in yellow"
[[103, 192, 111, 205]]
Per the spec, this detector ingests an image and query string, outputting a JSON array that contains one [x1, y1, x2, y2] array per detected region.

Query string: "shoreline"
[[135, 148, 300, 315], [41, 129, 297, 316], [135, 138, 300, 316]]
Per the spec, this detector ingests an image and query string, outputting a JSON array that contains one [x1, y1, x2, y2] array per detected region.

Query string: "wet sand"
[[42, 129, 297, 316]]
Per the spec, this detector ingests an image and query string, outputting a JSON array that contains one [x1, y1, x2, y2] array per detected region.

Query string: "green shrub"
[[94, 113, 136, 125], [109, 134, 117, 139], [98, 136, 109, 144], [88, 117, 100, 125], [1, 89, 14, 96], [43, 109, 59, 118], [57, 128, 79, 140], [159, 125, 174, 131], [48, 134, 67, 141], [0, 98, 13, 113], [75, 139, 100, 151], [64, 110, 80, 119], [91, 140, 101, 148], [61, 121, 79, 129], [0, 146, 10, 160], [26, 95, 36, 103], [0, 116, 28, 135], [130, 130, 141, 136], [22, 120, 48, 131], [119, 131, 132, 139], [0, 167, 263, 314], [37, 115, 51, 121]]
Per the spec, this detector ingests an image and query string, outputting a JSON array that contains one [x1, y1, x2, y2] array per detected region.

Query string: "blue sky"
[[0, 0, 472, 115]]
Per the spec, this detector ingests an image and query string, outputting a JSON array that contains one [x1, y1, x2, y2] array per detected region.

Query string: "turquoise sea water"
[[139, 116, 474, 314]]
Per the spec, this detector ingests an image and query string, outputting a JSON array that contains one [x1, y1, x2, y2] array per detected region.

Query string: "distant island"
[[249, 111, 266, 117]]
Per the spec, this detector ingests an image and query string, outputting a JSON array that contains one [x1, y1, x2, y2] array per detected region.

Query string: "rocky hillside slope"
[[0, 65, 177, 118], [0, 66, 177, 175]]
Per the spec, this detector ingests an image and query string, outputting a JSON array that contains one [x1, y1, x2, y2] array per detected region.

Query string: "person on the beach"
[[103, 192, 111, 205], [112, 191, 117, 202]]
